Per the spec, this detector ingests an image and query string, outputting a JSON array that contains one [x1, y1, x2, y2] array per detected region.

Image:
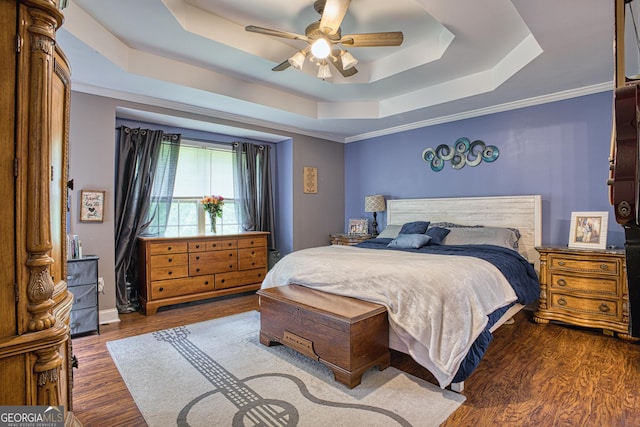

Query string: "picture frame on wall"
[[568, 211, 608, 250], [348, 218, 369, 235], [79, 190, 105, 223]]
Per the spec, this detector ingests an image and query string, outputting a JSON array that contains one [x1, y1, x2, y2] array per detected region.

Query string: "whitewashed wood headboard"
[[387, 195, 542, 270]]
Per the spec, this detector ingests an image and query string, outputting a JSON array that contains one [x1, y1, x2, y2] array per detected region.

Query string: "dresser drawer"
[[151, 275, 215, 299], [69, 284, 97, 311], [189, 250, 237, 275], [150, 253, 188, 268], [149, 242, 188, 255], [238, 247, 267, 270], [216, 268, 266, 290], [70, 307, 99, 336], [67, 259, 97, 287], [237, 236, 266, 249], [550, 292, 621, 321], [548, 255, 620, 276], [548, 273, 620, 296], [149, 264, 189, 281], [206, 239, 237, 251]]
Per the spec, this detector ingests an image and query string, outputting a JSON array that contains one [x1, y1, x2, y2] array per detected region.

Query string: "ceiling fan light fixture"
[[288, 50, 307, 70], [311, 38, 331, 59], [341, 50, 358, 70], [317, 61, 332, 79]]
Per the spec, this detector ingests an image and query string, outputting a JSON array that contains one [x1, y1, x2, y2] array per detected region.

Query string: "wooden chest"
[[257, 285, 389, 388]]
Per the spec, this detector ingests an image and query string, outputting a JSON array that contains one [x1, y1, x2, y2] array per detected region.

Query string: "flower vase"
[[209, 212, 217, 233]]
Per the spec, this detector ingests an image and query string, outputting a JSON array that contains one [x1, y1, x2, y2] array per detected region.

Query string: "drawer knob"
[[196, 268, 200, 272], [558, 297, 567, 306], [168, 246, 172, 251], [196, 256, 200, 260], [558, 261, 565, 266], [212, 244, 217, 248], [599, 303, 611, 313], [229, 264, 233, 269], [159, 287, 164, 292], [228, 242, 232, 246], [251, 251, 255, 255], [204, 281, 209, 285], [229, 253, 233, 257], [252, 262, 256, 266], [168, 271, 172, 275], [557, 279, 567, 287], [195, 244, 200, 248], [221, 279, 225, 283], [168, 258, 172, 262], [258, 273, 262, 277], [251, 241, 254, 245], [600, 264, 609, 270]]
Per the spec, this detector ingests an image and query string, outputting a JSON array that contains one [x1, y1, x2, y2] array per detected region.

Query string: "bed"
[[260, 195, 542, 390]]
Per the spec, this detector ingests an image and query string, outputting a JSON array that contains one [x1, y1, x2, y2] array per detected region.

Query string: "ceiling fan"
[[245, 0, 404, 79]]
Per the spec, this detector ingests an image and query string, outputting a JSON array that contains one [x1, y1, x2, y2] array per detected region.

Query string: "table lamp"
[[364, 195, 386, 236]]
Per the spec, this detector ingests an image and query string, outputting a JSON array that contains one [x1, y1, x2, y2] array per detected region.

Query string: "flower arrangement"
[[201, 195, 225, 218], [201, 195, 224, 233]]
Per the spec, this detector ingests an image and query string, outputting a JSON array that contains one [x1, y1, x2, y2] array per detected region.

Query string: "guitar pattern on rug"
[[154, 326, 411, 427]]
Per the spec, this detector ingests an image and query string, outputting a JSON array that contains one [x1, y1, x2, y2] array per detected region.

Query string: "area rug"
[[107, 311, 465, 427]]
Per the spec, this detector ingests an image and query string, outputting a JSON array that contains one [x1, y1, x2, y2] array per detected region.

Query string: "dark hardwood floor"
[[71, 293, 640, 426]]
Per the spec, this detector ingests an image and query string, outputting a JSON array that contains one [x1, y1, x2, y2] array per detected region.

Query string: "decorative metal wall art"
[[422, 137, 499, 172]]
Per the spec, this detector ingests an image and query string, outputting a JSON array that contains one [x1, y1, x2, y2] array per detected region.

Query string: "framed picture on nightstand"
[[348, 218, 368, 235], [568, 211, 608, 250]]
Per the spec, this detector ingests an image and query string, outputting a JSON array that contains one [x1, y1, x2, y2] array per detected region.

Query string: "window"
[[147, 140, 241, 236]]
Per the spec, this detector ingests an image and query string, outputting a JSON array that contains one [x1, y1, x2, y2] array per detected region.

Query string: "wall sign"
[[79, 189, 105, 222], [303, 167, 317, 193], [422, 137, 499, 172]]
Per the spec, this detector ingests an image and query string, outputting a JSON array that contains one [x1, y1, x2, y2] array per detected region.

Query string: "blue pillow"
[[425, 227, 450, 244], [387, 233, 432, 249], [399, 221, 430, 235]]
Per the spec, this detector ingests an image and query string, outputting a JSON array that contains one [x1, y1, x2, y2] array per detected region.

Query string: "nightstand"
[[534, 247, 636, 340], [330, 233, 373, 246]]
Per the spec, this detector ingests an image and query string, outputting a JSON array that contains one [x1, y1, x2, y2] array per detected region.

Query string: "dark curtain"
[[233, 142, 276, 250], [114, 126, 181, 312]]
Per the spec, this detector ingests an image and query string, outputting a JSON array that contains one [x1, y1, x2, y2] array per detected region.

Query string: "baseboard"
[[99, 308, 120, 325]]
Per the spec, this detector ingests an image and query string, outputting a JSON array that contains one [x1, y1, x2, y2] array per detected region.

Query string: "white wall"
[[68, 92, 119, 324]]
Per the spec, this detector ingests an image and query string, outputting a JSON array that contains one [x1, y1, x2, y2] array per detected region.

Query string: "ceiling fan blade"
[[245, 25, 309, 42], [319, 0, 350, 36], [272, 60, 291, 72], [329, 56, 358, 77], [340, 31, 404, 47]]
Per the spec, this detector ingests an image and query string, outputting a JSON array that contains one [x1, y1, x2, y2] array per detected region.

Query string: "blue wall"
[[345, 91, 624, 248]]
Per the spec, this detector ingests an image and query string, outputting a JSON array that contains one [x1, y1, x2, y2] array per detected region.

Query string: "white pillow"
[[443, 227, 520, 250], [378, 224, 402, 239]]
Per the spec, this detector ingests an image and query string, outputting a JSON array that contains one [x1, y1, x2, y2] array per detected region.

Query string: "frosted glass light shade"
[[341, 51, 358, 70], [288, 51, 306, 70], [317, 61, 332, 79]]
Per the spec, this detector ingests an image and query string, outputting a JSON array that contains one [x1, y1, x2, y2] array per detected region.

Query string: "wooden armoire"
[[0, 0, 80, 425]]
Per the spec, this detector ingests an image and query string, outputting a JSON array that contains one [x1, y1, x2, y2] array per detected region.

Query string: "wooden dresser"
[[0, 0, 80, 424], [138, 232, 269, 314], [534, 247, 636, 340]]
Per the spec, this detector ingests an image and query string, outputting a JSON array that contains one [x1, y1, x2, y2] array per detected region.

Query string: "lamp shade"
[[288, 50, 306, 70], [364, 195, 386, 212], [317, 61, 332, 79]]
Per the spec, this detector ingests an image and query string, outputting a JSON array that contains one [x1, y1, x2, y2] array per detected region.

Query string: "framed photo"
[[568, 211, 608, 249], [80, 190, 105, 223], [348, 218, 369, 235]]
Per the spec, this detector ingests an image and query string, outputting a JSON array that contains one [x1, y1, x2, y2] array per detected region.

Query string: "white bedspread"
[[260, 245, 517, 387]]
